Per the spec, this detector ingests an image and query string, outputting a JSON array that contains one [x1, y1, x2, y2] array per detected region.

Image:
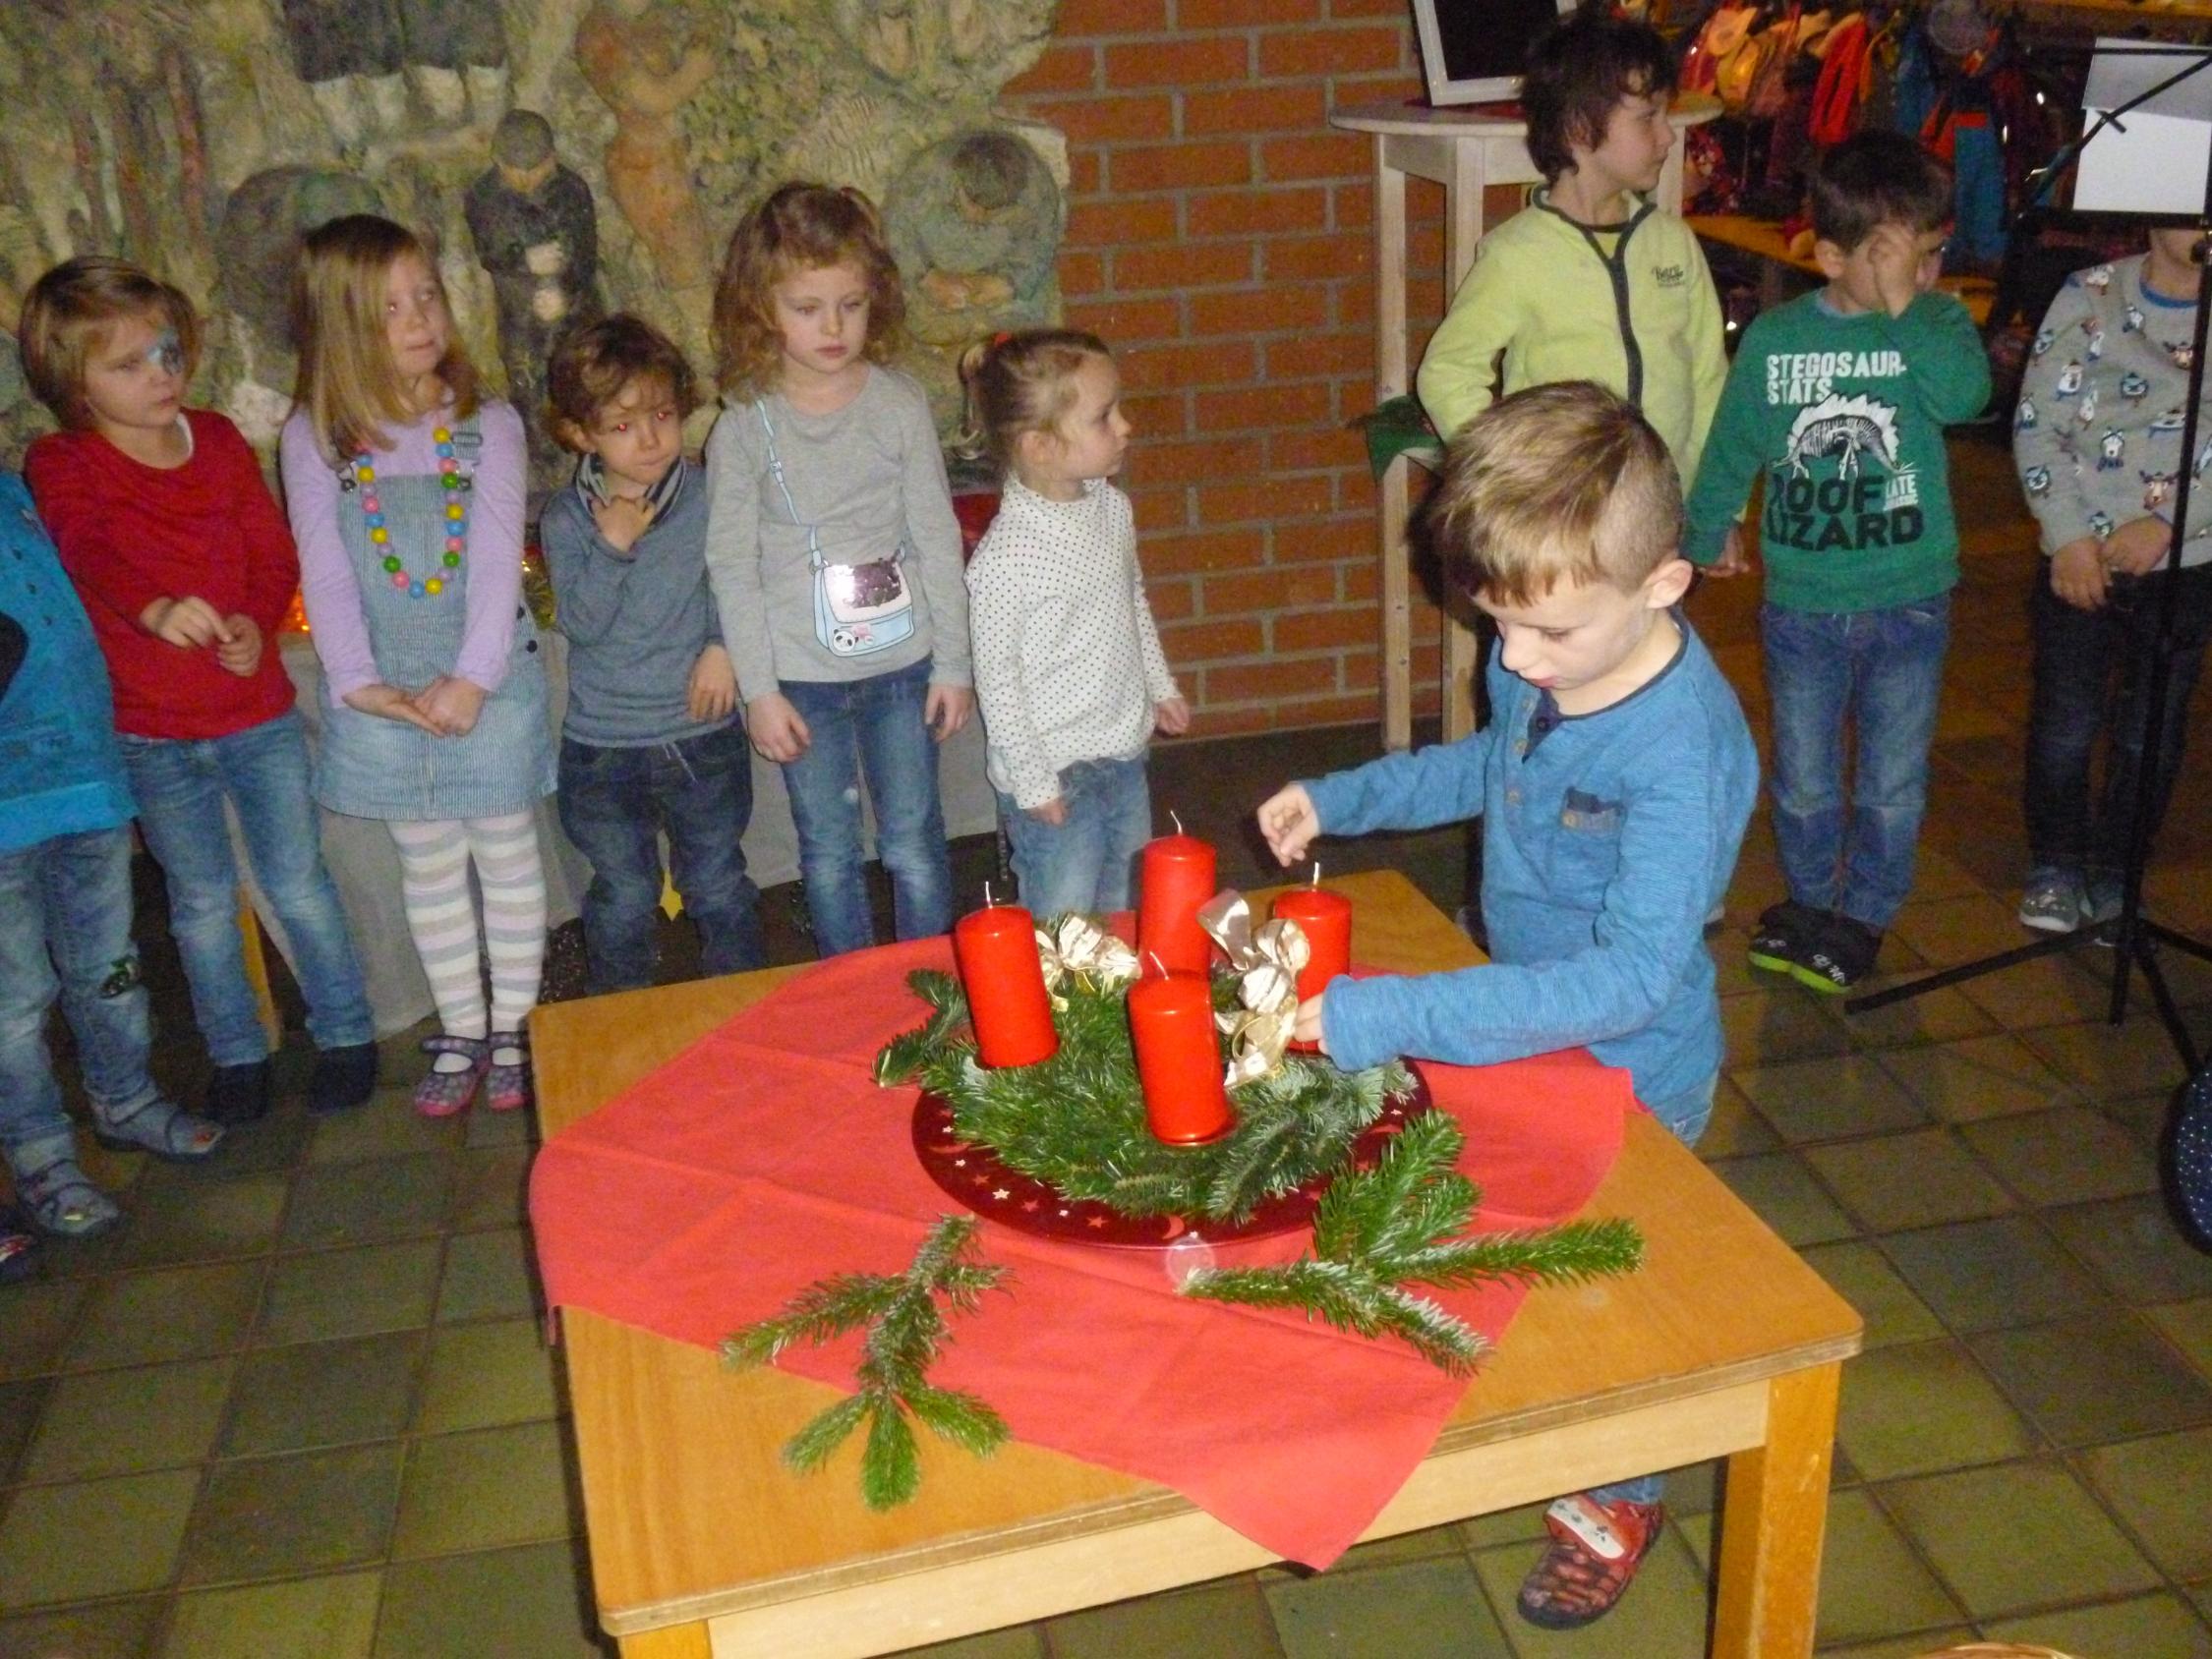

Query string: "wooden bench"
[[1690, 213, 1997, 324]]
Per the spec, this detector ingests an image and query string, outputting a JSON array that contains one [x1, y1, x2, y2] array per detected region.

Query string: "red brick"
[[1113, 240, 1254, 292], [1160, 618, 1267, 659], [1186, 187, 1328, 237], [1122, 392, 1189, 438], [1067, 152, 1102, 195], [1273, 607, 1375, 651], [1333, 181, 1373, 231], [1058, 0, 1168, 30], [1104, 36, 1250, 88], [1003, 42, 1097, 96], [1259, 26, 1405, 77], [1188, 704, 1277, 737], [1183, 84, 1329, 137], [1205, 657, 1341, 703], [1182, 0, 1321, 23], [1197, 477, 1334, 521], [1065, 297, 1182, 342], [1109, 143, 1253, 194], [1031, 93, 1176, 145], [1263, 234, 1369, 283], [1132, 434, 1263, 486], [1340, 648, 1380, 688], [1407, 222, 1445, 270], [1273, 514, 1370, 564], [1191, 284, 1329, 337], [1130, 486, 1191, 532], [1142, 528, 1268, 575], [1268, 426, 1366, 472], [1120, 340, 1256, 392], [1065, 196, 1181, 249], [1146, 577, 1195, 620], [1275, 692, 1380, 728], [1195, 381, 1333, 432], [1335, 278, 1375, 327], [1262, 133, 1370, 181], [1329, 70, 1425, 104], [1200, 564, 1342, 614], [1061, 251, 1105, 298], [1331, 0, 1405, 15], [1340, 562, 1377, 601], [1265, 330, 1370, 378]]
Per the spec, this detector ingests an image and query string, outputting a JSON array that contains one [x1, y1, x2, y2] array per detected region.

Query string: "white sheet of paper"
[[2078, 37, 2212, 215]]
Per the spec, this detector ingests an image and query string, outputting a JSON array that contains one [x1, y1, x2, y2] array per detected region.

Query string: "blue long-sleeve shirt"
[[1308, 619, 1758, 1109]]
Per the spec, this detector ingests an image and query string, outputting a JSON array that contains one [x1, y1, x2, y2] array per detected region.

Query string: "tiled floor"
[[5, 431, 2212, 1655]]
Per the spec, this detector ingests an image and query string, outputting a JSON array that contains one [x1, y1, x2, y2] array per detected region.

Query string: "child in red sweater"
[[22, 258, 378, 1122]]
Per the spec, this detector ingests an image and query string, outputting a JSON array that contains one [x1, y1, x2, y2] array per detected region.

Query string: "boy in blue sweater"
[[543, 315, 767, 993], [1257, 380, 1758, 1630], [2, 474, 225, 1247]]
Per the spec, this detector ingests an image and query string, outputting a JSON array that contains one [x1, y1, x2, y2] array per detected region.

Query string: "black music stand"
[[1846, 40, 2212, 1077]]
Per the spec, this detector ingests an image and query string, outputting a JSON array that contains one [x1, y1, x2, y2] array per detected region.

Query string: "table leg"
[[617, 1622, 710, 1659], [1712, 1362, 1840, 1659]]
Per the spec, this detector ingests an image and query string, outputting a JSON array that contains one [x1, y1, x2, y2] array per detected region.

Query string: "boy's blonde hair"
[[19, 257, 202, 430], [1432, 380, 1682, 605], [290, 214, 481, 460], [546, 313, 699, 449], [957, 327, 1109, 474], [711, 182, 907, 400]]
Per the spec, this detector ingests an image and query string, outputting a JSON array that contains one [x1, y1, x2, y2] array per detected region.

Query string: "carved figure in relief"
[[575, 0, 718, 295]]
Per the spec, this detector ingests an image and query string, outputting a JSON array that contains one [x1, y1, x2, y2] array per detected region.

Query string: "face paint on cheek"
[[146, 328, 184, 377]]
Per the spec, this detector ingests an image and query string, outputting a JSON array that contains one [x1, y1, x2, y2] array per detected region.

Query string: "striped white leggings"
[[386, 812, 547, 1040]]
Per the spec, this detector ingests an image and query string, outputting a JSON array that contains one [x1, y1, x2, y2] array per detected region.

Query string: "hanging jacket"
[[1809, 12, 1872, 146]]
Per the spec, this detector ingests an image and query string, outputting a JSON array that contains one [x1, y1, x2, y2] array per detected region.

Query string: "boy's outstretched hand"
[[686, 644, 737, 722], [1257, 783, 1321, 866], [1292, 993, 1326, 1052]]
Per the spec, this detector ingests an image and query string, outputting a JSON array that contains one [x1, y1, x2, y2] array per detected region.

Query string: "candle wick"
[[983, 881, 995, 907], [1170, 811, 1184, 836], [1310, 862, 1321, 887], [1147, 950, 1168, 976]]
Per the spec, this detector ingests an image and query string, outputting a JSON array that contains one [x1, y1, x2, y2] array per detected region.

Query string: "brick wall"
[[1004, 0, 1458, 737]]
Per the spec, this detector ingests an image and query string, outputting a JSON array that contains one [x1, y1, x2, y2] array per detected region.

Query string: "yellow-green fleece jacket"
[[1415, 193, 1729, 480]]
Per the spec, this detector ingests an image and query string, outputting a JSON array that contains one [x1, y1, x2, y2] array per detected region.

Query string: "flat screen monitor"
[[1410, 0, 1578, 107]]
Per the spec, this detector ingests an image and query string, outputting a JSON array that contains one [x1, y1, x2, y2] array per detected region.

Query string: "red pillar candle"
[[953, 903, 1058, 1068], [1272, 884, 1354, 1054], [1136, 831, 1217, 976], [1128, 971, 1234, 1144]]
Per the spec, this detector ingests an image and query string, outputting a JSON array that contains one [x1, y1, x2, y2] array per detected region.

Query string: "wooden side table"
[[1331, 97, 1711, 748]]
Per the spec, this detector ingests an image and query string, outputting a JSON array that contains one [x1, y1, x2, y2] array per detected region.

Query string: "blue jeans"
[[557, 726, 768, 993], [120, 711, 374, 1066], [0, 827, 158, 1176], [780, 659, 953, 955], [2025, 566, 2212, 884], [997, 755, 1153, 918], [1761, 597, 1951, 932]]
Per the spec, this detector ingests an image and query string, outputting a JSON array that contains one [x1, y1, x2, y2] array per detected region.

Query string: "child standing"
[[703, 183, 972, 955], [1685, 132, 1990, 991], [3, 471, 223, 1237], [2012, 231, 2212, 934], [21, 257, 377, 1124], [542, 315, 766, 991], [1417, 7, 1729, 485], [961, 329, 1188, 915], [281, 215, 555, 1116], [1258, 382, 1758, 1630]]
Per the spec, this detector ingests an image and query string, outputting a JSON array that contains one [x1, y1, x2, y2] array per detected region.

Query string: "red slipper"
[[1516, 1493, 1665, 1630]]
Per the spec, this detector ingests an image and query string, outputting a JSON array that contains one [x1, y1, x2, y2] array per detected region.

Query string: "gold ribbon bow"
[[1196, 890, 1310, 1087], [1033, 915, 1139, 1004]]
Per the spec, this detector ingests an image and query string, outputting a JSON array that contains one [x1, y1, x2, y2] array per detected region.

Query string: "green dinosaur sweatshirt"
[[1683, 289, 1991, 613]]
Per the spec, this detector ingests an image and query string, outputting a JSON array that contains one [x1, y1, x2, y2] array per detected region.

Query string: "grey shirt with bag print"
[[700, 365, 972, 697]]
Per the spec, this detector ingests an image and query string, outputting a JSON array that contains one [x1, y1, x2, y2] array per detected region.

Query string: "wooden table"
[[1330, 98, 1716, 750], [533, 869, 1861, 1658]]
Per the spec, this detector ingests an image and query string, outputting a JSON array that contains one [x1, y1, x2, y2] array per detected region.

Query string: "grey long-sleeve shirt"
[[700, 366, 971, 697]]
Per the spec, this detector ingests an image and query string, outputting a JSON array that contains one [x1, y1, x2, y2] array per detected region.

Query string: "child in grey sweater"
[[543, 315, 765, 992]]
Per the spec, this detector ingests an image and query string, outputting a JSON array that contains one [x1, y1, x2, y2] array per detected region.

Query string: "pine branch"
[[860, 1394, 921, 1510], [1394, 1219, 1645, 1290], [875, 971, 971, 1083], [783, 1393, 870, 1473], [902, 1380, 1012, 1457], [722, 1276, 906, 1368], [1368, 1284, 1487, 1376]]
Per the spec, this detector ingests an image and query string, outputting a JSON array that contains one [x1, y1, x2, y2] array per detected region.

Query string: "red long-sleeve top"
[[27, 410, 300, 740]]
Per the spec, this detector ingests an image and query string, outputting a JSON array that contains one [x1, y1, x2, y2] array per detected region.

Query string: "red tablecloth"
[[528, 937, 1635, 1568]]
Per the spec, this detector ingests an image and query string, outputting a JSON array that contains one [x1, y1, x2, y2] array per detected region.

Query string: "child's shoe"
[[485, 1030, 533, 1114], [1516, 1493, 1665, 1630], [0, 1205, 40, 1282], [1791, 912, 1884, 994], [414, 1035, 488, 1118], [92, 1098, 226, 1161], [309, 1042, 379, 1116], [16, 1158, 122, 1237], [2016, 869, 2082, 935], [204, 1058, 272, 1126], [1747, 900, 1822, 976]]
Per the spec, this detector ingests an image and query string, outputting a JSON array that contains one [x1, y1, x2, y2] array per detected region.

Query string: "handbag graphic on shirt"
[[755, 401, 915, 658]]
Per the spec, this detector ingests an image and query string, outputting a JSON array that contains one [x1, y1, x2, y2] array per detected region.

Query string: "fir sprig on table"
[[1180, 1113, 1645, 1375], [876, 967, 1417, 1223], [723, 1216, 1011, 1509]]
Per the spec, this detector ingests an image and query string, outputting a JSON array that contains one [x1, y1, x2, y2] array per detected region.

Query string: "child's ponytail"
[[958, 326, 1109, 477]]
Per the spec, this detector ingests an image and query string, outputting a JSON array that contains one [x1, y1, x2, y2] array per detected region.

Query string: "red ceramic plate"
[[911, 1069, 1432, 1250]]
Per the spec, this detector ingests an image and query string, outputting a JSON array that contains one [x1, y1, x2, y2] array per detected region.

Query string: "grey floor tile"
[[0, 1596, 165, 1659], [20, 1356, 236, 1481], [1266, 1557, 1501, 1658], [372, 1538, 607, 1659], [389, 1420, 578, 1558], [2081, 1424, 2212, 1581], [1982, 1591, 2212, 1658], [1834, 1340, 2037, 1480], [179, 1442, 401, 1586], [220, 1332, 423, 1457], [1711, 1153, 1857, 1247], [1054, 1577, 1285, 1659], [1733, 1055, 1929, 1144], [1800, 1242, 1943, 1349], [280, 1153, 455, 1250], [63, 1262, 265, 1371], [448, 1147, 533, 1232], [436, 1227, 541, 1323], [0, 1279, 90, 1380], [1956, 1106, 2159, 1206], [0, 1377, 50, 1486], [1970, 1311, 2212, 1445], [307, 1092, 465, 1166], [1803, 1129, 2014, 1232], [2049, 1195, 2212, 1304], [1877, 1216, 2112, 1334], [160, 1570, 383, 1659], [256, 1240, 442, 1345], [413, 1318, 562, 1432], [1875, 1033, 2079, 1122], [106, 1173, 291, 1271], [1880, 1459, 2160, 1618], [0, 1467, 201, 1606]]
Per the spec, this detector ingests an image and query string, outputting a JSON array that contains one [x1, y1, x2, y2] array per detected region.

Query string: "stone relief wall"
[[0, 0, 1066, 486]]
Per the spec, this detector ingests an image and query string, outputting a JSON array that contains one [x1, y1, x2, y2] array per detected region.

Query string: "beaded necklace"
[[354, 425, 469, 599]]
